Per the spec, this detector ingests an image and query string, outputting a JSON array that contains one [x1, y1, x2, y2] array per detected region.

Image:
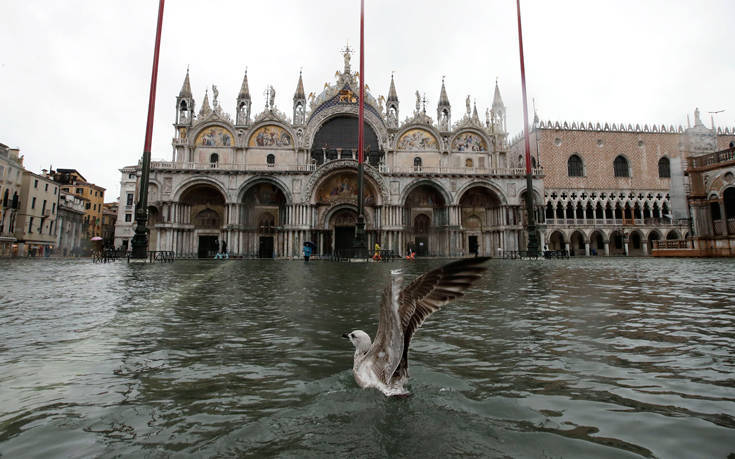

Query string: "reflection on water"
[[1, 258, 734, 457]]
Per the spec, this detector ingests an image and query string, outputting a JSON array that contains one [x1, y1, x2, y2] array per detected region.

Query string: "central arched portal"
[[311, 116, 383, 167], [314, 169, 378, 256]]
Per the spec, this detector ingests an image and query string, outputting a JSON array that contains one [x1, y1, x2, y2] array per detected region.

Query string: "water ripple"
[[1, 257, 734, 457]]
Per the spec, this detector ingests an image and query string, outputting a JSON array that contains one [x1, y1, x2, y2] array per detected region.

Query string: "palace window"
[[210, 153, 219, 168], [567, 154, 583, 177], [725, 188, 735, 219], [413, 157, 422, 171], [125, 213, 132, 222], [658, 157, 670, 178], [31, 197, 36, 209], [613, 155, 629, 177], [126, 193, 134, 206], [267, 154, 275, 166]]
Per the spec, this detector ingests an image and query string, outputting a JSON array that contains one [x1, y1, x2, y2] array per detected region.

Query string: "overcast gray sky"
[[2, 0, 734, 200]]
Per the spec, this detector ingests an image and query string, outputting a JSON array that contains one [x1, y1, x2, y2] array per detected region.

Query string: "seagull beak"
[[342, 333, 350, 339]]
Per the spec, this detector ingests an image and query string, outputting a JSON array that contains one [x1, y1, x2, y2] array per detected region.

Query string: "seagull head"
[[342, 330, 371, 353]]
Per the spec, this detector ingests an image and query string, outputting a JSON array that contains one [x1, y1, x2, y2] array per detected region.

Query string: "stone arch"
[[609, 229, 626, 255], [240, 180, 289, 228], [628, 229, 645, 255], [547, 230, 567, 251], [305, 160, 388, 205], [589, 230, 606, 255], [189, 121, 236, 148], [449, 128, 490, 152], [179, 182, 228, 258], [173, 176, 229, 202], [247, 121, 297, 150], [518, 186, 543, 205], [308, 163, 384, 206], [454, 180, 508, 206], [395, 124, 443, 151], [666, 229, 682, 240], [237, 176, 292, 204], [305, 105, 388, 152], [401, 179, 452, 207], [323, 203, 363, 227], [146, 179, 162, 204], [569, 229, 586, 255]]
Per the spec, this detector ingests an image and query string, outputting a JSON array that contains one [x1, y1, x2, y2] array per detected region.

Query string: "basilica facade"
[[114, 50, 541, 258]]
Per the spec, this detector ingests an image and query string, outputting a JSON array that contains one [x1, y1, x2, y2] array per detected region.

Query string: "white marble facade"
[[114, 53, 543, 258]]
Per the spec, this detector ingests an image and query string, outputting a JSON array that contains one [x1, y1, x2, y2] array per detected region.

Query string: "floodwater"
[[1, 257, 734, 458]]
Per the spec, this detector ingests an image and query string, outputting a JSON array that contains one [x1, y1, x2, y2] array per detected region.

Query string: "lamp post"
[[131, 0, 165, 259], [352, 0, 368, 258], [516, 0, 539, 257]]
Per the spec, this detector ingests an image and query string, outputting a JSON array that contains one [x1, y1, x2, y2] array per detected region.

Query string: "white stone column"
[[642, 241, 648, 256], [585, 242, 590, 256], [604, 241, 610, 256]]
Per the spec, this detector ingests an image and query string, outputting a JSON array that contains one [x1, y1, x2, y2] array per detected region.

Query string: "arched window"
[[413, 157, 422, 171], [724, 188, 735, 219], [567, 154, 583, 177], [658, 157, 670, 178], [267, 154, 275, 166], [465, 158, 473, 168], [545, 203, 554, 219], [613, 155, 629, 177], [210, 153, 219, 168]]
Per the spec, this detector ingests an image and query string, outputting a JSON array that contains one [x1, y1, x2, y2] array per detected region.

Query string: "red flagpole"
[[516, 0, 531, 176], [144, 0, 165, 154], [358, 0, 364, 165], [516, 0, 539, 256], [132, 0, 165, 259]]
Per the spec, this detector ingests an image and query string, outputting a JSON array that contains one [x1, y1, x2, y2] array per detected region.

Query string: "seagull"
[[343, 257, 490, 396]]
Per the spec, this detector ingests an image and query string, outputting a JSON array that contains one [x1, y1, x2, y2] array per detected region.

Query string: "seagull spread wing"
[[364, 281, 404, 385], [391, 257, 490, 383]]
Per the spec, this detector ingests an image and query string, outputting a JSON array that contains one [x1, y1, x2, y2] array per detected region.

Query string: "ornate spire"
[[387, 73, 398, 102], [199, 89, 211, 116], [294, 70, 305, 101], [492, 78, 504, 109], [238, 68, 250, 100], [179, 67, 192, 98], [438, 76, 450, 107], [437, 76, 451, 131], [472, 100, 479, 121]]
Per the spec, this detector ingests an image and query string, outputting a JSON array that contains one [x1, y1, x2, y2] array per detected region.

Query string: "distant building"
[[102, 202, 118, 248], [48, 168, 106, 240], [15, 170, 59, 256], [0, 143, 25, 256], [685, 143, 735, 256], [56, 191, 87, 256], [509, 109, 735, 256]]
